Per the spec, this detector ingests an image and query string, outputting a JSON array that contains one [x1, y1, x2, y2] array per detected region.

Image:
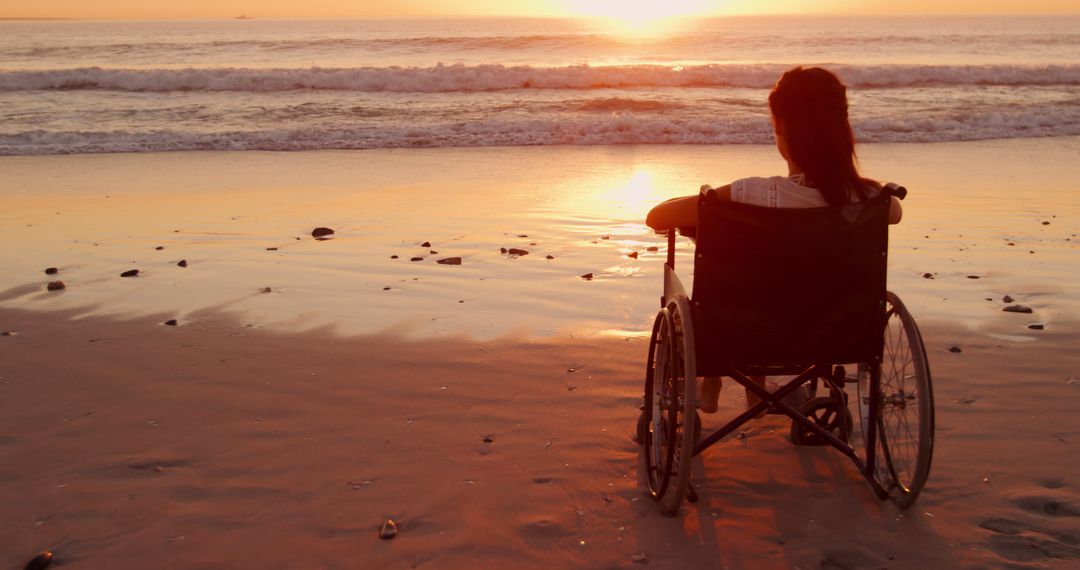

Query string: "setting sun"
[[562, 0, 713, 34]]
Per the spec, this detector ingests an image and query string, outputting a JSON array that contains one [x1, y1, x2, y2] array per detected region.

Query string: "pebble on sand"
[[922, 273, 934, 279], [948, 346, 962, 353], [410, 256, 424, 262], [966, 275, 980, 279], [266, 247, 278, 251], [1003, 305, 1034, 314], [46, 281, 66, 291], [436, 257, 462, 265], [483, 436, 494, 443], [546, 255, 555, 260], [311, 227, 335, 238], [121, 269, 140, 277], [627, 251, 639, 259], [508, 248, 529, 256], [421, 241, 431, 247], [155, 246, 164, 250], [24, 551, 54, 570], [44, 267, 58, 275], [177, 260, 188, 268], [163, 319, 178, 326], [379, 519, 398, 539], [260, 287, 272, 293], [1028, 324, 1045, 330], [1003, 295, 1014, 303], [647, 246, 659, 252], [390, 255, 398, 259], [500, 247, 508, 254], [580, 273, 594, 280]]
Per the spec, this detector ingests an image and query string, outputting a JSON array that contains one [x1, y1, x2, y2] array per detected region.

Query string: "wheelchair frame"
[[639, 185, 934, 516]]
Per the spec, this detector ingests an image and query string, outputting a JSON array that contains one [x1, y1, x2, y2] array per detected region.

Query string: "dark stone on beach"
[[601, 236, 610, 240], [2, 331, 15, 336], [1028, 324, 1045, 330], [647, 246, 659, 252], [410, 257, 423, 262], [163, 319, 178, 326], [421, 241, 431, 247], [580, 273, 593, 280], [390, 255, 398, 259], [436, 257, 462, 265], [546, 255, 555, 260], [177, 260, 188, 267], [383, 286, 391, 291], [517, 234, 528, 238], [1003, 305, 1034, 314], [266, 247, 278, 251], [260, 287, 272, 293], [948, 346, 962, 353], [25, 551, 54, 570], [44, 267, 58, 275], [499, 248, 508, 254], [121, 269, 139, 277], [1003, 295, 1014, 303], [1042, 221, 1050, 225], [922, 273, 934, 279], [483, 436, 494, 443], [430, 250, 438, 254], [379, 519, 398, 539], [628, 252, 639, 259], [46, 281, 65, 291], [508, 248, 529, 256], [967, 275, 980, 279], [311, 227, 334, 238], [155, 246, 164, 250]]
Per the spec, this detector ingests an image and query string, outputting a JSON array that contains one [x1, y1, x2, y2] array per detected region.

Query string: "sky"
[[3, 0, 1078, 20]]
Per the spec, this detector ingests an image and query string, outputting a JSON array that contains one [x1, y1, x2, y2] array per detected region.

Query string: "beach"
[[2, 139, 1078, 568]]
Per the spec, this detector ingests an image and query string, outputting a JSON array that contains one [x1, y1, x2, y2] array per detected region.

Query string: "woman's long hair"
[[768, 67, 868, 205]]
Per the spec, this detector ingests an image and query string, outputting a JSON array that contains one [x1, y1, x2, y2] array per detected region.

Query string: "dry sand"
[[1, 140, 1078, 568]]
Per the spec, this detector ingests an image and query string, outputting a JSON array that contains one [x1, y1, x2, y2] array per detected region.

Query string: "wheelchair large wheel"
[[640, 304, 696, 516], [859, 292, 935, 508]]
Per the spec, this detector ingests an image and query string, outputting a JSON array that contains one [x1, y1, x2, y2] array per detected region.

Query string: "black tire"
[[640, 305, 696, 516], [873, 292, 935, 508]]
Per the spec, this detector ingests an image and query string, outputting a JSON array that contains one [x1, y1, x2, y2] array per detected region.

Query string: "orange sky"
[[3, 0, 1078, 20]]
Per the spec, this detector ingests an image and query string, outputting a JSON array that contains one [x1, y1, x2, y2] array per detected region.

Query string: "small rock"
[[410, 257, 423, 262], [483, 436, 494, 443], [421, 241, 431, 247], [1003, 305, 1033, 314], [260, 287, 272, 293], [25, 551, 54, 570], [430, 250, 438, 254], [1002, 295, 1014, 303], [121, 269, 139, 277], [601, 236, 610, 240], [379, 519, 398, 539], [499, 247, 508, 254], [44, 267, 58, 275], [631, 553, 648, 564], [545, 255, 554, 260], [383, 286, 391, 291], [647, 246, 659, 252], [390, 255, 398, 259], [948, 346, 962, 353], [311, 227, 334, 238], [155, 246, 164, 250], [580, 273, 593, 280], [922, 273, 934, 279], [516, 234, 528, 238], [266, 247, 278, 251], [966, 275, 980, 279], [177, 260, 188, 268], [627, 251, 639, 259], [1042, 221, 1050, 225], [436, 257, 462, 265], [1028, 324, 1045, 330], [46, 281, 66, 291], [163, 319, 178, 326], [508, 248, 529, 256]]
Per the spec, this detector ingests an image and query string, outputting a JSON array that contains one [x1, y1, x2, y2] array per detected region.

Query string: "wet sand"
[[1, 139, 1078, 568]]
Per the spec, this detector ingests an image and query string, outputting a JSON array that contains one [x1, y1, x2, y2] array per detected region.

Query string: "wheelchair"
[[637, 184, 934, 516]]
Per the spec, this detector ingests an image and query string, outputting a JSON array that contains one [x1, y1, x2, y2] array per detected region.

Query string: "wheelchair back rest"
[[691, 190, 890, 372]]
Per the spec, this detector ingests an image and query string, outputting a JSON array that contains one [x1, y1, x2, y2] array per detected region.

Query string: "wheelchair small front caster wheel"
[[790, 396, 853, 446]]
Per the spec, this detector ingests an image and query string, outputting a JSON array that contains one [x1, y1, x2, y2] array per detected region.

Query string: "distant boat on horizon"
[[235, 15, 254, 20]]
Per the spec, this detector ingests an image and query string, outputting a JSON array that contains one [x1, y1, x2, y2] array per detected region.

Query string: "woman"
[[645, 66, 903, 414]]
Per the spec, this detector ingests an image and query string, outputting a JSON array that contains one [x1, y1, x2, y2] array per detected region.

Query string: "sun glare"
[[565, 0, 714, 35]]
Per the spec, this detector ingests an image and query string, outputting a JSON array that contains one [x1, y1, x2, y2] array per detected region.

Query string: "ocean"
[[1, 15, 1078, 155]]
